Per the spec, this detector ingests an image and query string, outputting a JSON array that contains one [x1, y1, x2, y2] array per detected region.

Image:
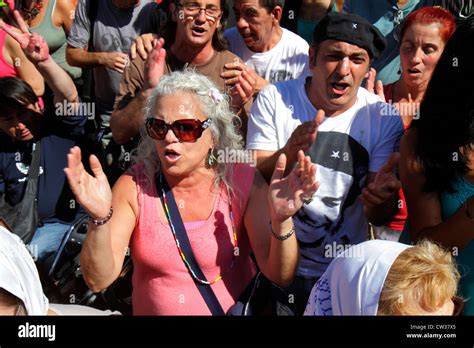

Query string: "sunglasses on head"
[[145, 118, 212, 142]]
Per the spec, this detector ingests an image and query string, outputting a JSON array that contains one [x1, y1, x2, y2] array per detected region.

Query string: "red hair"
[[400, 6, 456, 44]]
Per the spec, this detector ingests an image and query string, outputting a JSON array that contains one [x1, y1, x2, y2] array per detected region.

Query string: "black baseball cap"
[[313, 12, 387, 59]]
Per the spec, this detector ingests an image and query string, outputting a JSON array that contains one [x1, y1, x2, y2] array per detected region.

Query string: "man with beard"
[[246, 12, 405, 314]]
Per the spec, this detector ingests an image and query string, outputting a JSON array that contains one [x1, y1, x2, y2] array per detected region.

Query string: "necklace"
[[159, 173, 239, 285], [21, 0, 44, 23]]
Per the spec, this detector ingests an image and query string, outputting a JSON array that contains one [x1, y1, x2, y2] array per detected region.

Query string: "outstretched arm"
[[64, 146, 136, 292]]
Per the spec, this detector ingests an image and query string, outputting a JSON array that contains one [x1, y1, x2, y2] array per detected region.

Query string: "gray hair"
[[133, 69, 244, 194]]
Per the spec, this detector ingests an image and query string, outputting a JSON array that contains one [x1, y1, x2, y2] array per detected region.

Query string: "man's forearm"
[[110, 90, 151, 144], [66, 47, 109, 68]]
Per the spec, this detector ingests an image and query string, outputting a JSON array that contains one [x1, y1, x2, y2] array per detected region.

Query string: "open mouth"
[[240, 32, 255, 43], [192, 27, 206, 35], [164, 149, 181, 162], [330, 82, 350, 95], [407, 68, 421, 74]]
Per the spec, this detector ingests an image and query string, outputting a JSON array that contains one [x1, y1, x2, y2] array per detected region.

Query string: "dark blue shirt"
[[0, 110, 87, 224]]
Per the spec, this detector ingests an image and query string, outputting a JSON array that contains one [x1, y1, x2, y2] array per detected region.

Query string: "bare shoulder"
[[112, 172, 139, 217], [55, 0, 77, 27], [56, 0, 78, 13]]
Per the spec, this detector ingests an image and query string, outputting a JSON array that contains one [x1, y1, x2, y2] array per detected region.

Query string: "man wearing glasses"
[[110, 0, 254, 145]]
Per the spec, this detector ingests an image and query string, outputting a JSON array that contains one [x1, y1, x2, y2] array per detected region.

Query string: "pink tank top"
[[130, 163, 257, 315], [0, 30, 16, 78]]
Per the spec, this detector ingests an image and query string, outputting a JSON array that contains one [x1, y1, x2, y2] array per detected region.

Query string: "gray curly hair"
[[133, 69, 244, 194]]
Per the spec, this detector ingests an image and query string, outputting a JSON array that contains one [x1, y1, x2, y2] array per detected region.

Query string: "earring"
[[206, 148, 218, 168]]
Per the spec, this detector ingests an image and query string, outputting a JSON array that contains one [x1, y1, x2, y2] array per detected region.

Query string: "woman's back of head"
[[412, 16, 474, 193]]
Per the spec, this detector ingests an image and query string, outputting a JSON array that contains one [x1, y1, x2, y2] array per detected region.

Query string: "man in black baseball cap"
[[247, 12, 403, 314]]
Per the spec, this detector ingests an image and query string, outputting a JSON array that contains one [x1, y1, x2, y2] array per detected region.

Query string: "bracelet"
[[465, 200, 474, 221], [270, 221, 295, 241], [89, 207, 113, 226]]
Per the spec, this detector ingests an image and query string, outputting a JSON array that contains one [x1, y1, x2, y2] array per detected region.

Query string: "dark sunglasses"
[[145, 118, 212, 142]]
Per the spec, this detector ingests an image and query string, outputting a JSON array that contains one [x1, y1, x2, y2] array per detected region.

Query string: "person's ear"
[[364, 66, 371, 79], [271, 6, 283, 23]]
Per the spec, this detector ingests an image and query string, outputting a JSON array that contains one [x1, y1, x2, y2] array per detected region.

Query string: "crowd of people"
[[0, 0, 473, 316]]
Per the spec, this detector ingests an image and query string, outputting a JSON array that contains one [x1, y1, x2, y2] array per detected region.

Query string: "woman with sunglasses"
[[64, 69, 320, 315], [399, 16, 474, 314]]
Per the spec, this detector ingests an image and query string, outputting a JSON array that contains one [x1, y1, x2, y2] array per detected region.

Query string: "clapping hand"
[[269, 150, 320, 223], [143, 38, 166, 92], [360, 153, 401, 208], [365, 67, 386, 102], [283, 110, 325, 166], [64, 147, 112, 220]]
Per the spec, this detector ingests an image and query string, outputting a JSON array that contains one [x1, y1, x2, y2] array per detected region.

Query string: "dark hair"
[[411, 16, 474, 194], [0, 77, 39, 115], [160, 0, 229, 51], [0, 2, 18, 27], [258, 0, 285, 13], [0, 288, 26, 314]]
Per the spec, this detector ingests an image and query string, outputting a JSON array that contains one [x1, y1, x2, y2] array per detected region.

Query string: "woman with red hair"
[[370, 6, 456, 128], [367, 6, 456, 241]]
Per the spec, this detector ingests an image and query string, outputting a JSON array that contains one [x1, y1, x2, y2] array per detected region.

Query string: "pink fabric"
[[0, 29, 44, 110], [130, 163, 257, 315], [0, 30, 16, 78]]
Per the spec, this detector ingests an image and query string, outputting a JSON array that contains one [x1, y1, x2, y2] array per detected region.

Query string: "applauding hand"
[[64, 147, 113, 220], [269, 150, 320, 223]]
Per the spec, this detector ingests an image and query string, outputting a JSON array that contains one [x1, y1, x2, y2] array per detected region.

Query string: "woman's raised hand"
[[64, 146, 113, 220], [268, 150, 320, 223]]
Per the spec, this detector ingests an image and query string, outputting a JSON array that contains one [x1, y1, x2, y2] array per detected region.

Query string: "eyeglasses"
[[177, 2, 222, 19], [145, 118, 212, 142]]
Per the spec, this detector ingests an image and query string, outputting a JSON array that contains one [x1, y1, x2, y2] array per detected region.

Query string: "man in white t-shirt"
[[247, 12, 404, 314], [222, 0, 310, 94]]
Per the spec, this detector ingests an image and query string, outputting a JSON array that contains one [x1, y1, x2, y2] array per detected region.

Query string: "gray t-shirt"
[[67, 0, 157, 127]]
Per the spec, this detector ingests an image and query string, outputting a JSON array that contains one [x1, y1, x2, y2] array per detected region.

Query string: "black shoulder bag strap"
[[157, 174, 225, 316], [14, 141, 42, 243]]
